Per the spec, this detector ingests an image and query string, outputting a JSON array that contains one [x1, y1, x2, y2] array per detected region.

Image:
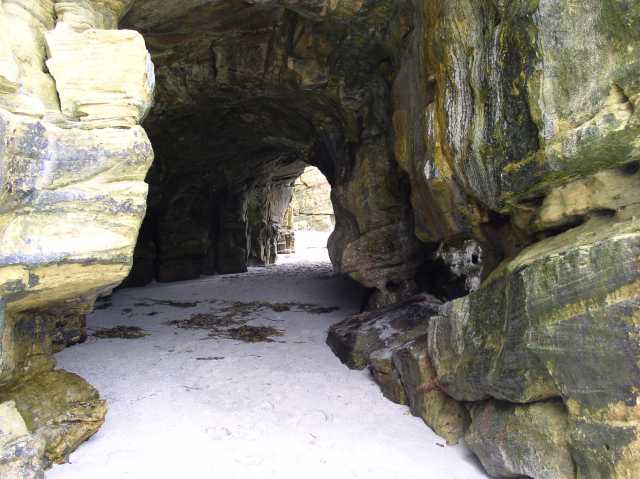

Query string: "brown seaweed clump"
[[93, 326, 150, 339]]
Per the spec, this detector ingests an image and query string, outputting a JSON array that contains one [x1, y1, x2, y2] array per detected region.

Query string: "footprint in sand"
[[296, 409, 331, 433]]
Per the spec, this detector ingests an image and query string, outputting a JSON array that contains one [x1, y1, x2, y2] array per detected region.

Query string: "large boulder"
[[328, 294, 469, 444], [0, 370, 107, 465], [327, 294, 440, 404], [465, 400, 575, 479], [327, 294, 441, 370], [428, 212, 640, 478]]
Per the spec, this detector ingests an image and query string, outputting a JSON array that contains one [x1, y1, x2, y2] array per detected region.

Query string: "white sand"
[[49, 232, 487, 479]]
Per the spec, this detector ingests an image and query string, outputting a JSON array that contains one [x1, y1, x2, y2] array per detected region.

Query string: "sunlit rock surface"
[[0, 401, 45, 479], [289, 166, 334, 232], [0, 0, 151, 470], [0, 370, 107, 465], [45, 26, 154, 128]]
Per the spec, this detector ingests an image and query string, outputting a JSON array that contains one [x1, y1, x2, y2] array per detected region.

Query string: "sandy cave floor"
[[49, 232, 488, 479]]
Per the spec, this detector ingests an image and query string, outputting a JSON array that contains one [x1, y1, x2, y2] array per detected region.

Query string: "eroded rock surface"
[[327, 294, 440, 370], [465, 400, 575, 479], [0, 370, 107, 465], [327, 294, 469, 444], [429, 213, 640, 478], [0, 401, 45, 479], [121, 0, 423, 307], [394, 0, 640, 246], [392, 337, 469, 445], [0, 0, 150, 469], [289, 166, 334, 233]]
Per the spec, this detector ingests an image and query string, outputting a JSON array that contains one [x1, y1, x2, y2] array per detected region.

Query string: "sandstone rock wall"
[[330, 1, 640, 478], [120, 0, 424, 307], [289, 166, 334, 233], [0, 1, 153, 473]]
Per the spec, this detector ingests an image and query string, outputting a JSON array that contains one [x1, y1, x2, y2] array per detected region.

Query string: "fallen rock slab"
[[327, 293, 442, 370], [327, 294, 469, 443], [0, 370, 107, 465]]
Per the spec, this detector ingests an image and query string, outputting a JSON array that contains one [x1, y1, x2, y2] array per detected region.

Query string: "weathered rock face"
[[0, 370, 107, 465], [325, 1, 640, 475], [392, 337, 469, 446], [289, 166, 334, 232], [327, 294, 469, 444], [0, 0, 150, 470], [0, 401, 45, 479], [465, 400, 575, 479], [328, 294, 440, 370], [120, 0, 425, 307], [393, 0, 640, 246], [387, 3, 639, 476], [429, 210, 640, 478], [0, 0, 153, 378]]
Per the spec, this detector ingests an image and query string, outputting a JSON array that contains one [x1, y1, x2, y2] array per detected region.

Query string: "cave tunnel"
[[2, 1, 640, 479], [43, 4, 488, 476]]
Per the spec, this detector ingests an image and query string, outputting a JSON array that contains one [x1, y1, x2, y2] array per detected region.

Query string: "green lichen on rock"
[[429, 214, 640, 477], [465, 400, 575, 479], [0, 370, 107, 465], [1, 1, 640, 478]]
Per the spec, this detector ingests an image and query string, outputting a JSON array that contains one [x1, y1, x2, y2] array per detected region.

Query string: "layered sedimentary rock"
[[0, 370, 107, 465], [0, 0, 153, 378], [465, 400, 575, 479], [394, 0, 640, 244], [0, 0, 152, 470], [328, 294, 469, 444], [392, 337, 469, 445], [429, 211, 640, 478], [325, 1, 640, 476], [45, 25, 154, 128], [121, 0, 424, 306], [289, 166, 334, 232]]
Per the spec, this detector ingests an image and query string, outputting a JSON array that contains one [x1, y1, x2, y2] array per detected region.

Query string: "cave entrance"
[[123, 160, 338, 288], [276, 166, 335, 265]]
